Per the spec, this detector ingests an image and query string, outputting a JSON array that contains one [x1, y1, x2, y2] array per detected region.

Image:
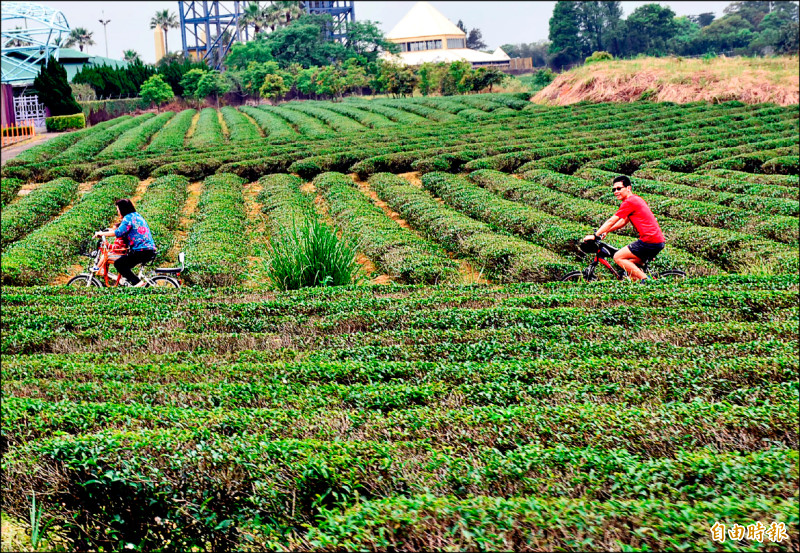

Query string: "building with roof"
[[381, 1, 511, 68], [2, 2, 129, 127]]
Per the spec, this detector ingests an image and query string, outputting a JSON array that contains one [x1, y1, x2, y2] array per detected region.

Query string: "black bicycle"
[[561, 238, 686, 282]]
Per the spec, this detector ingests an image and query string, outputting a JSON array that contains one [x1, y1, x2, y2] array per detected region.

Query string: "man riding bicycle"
[[583, 175, 665, 282]]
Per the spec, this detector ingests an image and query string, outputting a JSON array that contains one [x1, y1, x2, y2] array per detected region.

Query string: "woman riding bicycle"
[[94, 199, 156, 288]]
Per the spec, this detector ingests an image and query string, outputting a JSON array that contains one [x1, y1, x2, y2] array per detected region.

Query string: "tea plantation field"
[[1, 93, 798, 551]]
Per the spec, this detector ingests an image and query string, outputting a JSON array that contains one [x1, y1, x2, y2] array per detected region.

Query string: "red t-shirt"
[[615, 194, 665, 244]]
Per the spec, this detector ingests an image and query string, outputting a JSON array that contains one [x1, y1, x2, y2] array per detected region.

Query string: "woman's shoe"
[[132, 280, 147, 288]]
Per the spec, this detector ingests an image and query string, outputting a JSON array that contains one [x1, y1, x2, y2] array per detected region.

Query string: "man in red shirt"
[[583, 175, 665, 282]]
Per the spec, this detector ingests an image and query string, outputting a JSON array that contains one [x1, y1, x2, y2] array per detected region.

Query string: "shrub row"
[[258, 104, 331, 136], [1, 177, 78, 248], [98, 111, 175, 158], [313, 172, 458, 284], [282, 103, 366, 133], [369, 172, 575, 282], [5, 118, 125, 167], [345, 99, 430, 124], [219, 106, 262, 142], [376, 98, 458, 123], [703, 168, 799, 187], [317, 102, 396, 128], [632, 167, 799, 200], [0, 175, 138, 285], [145, 109, 196, 153], [49, 115, 152, 164], [187, 108, 225, 150], [182, 173, 247, 286], [237, 105, 297, 140], [309, 494, 798, 551]]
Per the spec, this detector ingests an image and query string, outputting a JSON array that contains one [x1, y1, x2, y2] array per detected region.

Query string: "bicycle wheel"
[[561, 270, 595, 282], [66, 274, 103, 288], [656, 269, 686, 281], [147, 275, 181, 289]]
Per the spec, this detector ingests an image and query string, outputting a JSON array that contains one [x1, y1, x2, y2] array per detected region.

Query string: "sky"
[[31, 1, 735, 64]]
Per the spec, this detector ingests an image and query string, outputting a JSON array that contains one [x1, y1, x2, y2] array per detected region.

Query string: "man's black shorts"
[[628, 240, 665, 262]]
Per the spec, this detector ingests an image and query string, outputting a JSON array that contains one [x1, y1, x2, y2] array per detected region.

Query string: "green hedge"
[[79, 97, 149, 119], [0, 178, 23, 206], [45, 113, 86, 132]]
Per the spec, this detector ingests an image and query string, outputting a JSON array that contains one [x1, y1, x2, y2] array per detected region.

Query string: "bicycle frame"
[[78, 235, 185, 287], [580, 240, 650, 281]]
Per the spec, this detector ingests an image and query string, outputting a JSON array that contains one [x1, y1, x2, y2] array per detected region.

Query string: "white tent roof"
[[492, 47, 510, 60], [382, 48, 509, 65], [386, 1, 466, 40]]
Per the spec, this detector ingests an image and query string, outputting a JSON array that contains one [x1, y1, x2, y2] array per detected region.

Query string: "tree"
[[225, 34, 275, 70], [376, 62, 417, 97], [195, 70, 232, 107], [440, 61, 473, 95], [179, 68, 210, 100], [64, 27, 95, 52], [274, 1, 305, 26], [700, 14, 754, 51], [237, 60, 283, 99], [240, 1, 267, 37], [344, 20, 399, 61], [549, 1, 582, 69], [295, 67, 319, 97], [622, 4, 679, 56], [314, 65, 347, 99], [575, 1, 623, 56], [140, 74, 174, 111], [501, 41, 550, 66], [724, 1, 770, 27], [689, 13, 716, 27], [472, 67, 505, 92], [416, 62, 439, 96], [466, 28, 487, 50], [33, 56, 82, 116], [456, 20, 467, 34], [123, 50, 141, 63], [259, 73, 288, 103], [150, 9, 178, 54], [157, 56, 208, 96], [343, 59, 367, 95]]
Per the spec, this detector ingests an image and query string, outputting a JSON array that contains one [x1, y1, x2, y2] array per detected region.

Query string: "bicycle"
[[67, 231, 185, 289], [561, 238, 686, 282]]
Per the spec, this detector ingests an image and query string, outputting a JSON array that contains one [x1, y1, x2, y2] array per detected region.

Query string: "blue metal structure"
[[178, 1, 354, 70], [305, 1, 355, 41], [1, 2, 70, 84]]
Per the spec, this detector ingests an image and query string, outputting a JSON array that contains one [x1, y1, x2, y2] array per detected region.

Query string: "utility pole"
[[98, 11, 111, 57]]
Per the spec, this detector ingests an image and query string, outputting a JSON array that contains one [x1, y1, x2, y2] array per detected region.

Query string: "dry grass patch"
[[534, 55, 799, 106]]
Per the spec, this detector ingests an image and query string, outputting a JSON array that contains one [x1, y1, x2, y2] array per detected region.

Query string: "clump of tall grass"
[[266, 216, 361, 290]]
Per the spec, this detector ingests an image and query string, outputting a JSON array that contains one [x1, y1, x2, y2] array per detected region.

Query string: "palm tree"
[[150, 9, 179, 54], [65, 27, 95, 52], [264, 4, 282, 32], [123, 49, 141, 63], [239, 1, 266, 36], [274, 1, 304, 25]]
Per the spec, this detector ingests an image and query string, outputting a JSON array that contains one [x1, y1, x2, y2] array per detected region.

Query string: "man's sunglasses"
[[612, 186, 625, 192]]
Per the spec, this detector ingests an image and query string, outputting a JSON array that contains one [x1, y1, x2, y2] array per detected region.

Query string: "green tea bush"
[[1, 178, 78, 247], [1, 178, 23, 206], [182, 173, 247, 286]]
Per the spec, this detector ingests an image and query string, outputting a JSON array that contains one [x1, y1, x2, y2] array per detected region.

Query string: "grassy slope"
[[533, 55, 799, 105]]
